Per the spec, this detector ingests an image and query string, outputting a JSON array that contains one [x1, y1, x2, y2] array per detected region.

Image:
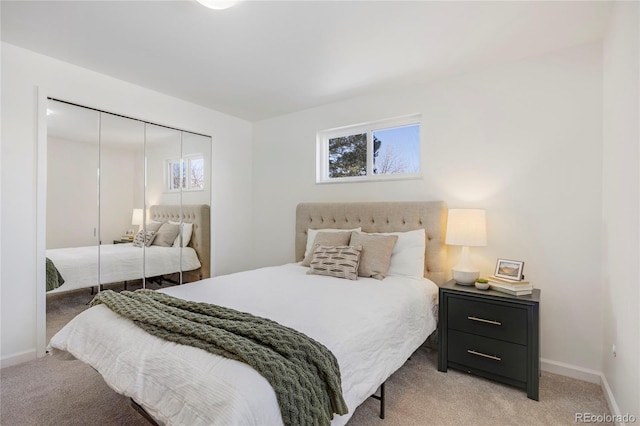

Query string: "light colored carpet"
[[1, 285, 611, 426]]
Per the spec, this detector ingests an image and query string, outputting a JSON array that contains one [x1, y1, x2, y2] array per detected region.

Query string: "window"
[[317, 115, 421, 183], [166, 154, 204, 191]]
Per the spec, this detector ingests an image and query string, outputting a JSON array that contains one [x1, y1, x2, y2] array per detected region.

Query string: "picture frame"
[[124, 228, 135, 237], [494, 258, 525, 281]]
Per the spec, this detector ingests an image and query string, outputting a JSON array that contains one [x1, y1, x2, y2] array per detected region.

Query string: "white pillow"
[[169, 221, 194, 247], [304, 227, 361, 260], [369, 229, 426, 278]]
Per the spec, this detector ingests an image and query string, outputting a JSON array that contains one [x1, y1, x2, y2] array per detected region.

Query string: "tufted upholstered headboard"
[[295, 201, 448, 285], [149, 204, 210, 279]]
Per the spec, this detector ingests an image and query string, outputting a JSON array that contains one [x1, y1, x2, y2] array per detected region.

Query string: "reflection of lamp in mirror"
[[445, 209, 487, 285], [132, 209, 143, 234]]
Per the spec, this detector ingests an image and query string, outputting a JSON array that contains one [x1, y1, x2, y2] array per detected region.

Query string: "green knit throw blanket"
[[91, 289, 348, 426], [46, 257, 64, 292]]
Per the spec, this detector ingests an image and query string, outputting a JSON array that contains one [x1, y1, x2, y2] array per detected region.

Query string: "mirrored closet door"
[[45, 99, 211, 296]]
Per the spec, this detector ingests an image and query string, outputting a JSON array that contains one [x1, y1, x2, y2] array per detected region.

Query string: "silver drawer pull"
[[467, 350, 502, 361], [467, 316, 501, 326]]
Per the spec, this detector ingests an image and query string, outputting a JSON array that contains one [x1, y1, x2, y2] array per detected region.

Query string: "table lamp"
[[131, 209, 143, 234], [445, 209, 487, 285]]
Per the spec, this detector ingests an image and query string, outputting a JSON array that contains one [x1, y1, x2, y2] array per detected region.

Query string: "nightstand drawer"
[[448, 329, 527, 382], [448, 297, 527, 345]]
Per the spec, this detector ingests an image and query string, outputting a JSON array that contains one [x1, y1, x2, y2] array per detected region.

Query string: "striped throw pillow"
[[307, 245, 362, 280], [132, 230, 156, 247]]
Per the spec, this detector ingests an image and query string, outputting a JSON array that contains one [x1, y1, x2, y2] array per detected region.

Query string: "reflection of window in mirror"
[[166, 154, 204, 191], [190, 158, 204, 189]]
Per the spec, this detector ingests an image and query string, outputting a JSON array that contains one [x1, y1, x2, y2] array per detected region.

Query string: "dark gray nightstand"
[[437, 279, 541, 400]]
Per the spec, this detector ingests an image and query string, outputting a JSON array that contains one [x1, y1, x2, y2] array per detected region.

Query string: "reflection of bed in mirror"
[[46, 204, 210, 294]]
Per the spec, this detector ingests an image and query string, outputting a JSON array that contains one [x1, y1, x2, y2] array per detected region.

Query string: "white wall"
[[602, 1, 640, 419], [47, 137, 140, 248], [99, 144, 141, 244], [46, 137, 100, 249], [0, 42, 253, 366], [253, 44, 604, 373]]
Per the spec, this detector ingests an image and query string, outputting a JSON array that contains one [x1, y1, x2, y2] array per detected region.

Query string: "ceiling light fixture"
[[196, 0, 241, 10]]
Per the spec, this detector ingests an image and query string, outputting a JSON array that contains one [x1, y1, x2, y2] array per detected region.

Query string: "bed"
[[49, 201, 447, 425], [46, 204, 210, 294]]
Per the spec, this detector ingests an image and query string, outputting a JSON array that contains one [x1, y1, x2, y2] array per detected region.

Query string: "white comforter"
[[49, 263, 438, 425], [46, 244, 201, 294]]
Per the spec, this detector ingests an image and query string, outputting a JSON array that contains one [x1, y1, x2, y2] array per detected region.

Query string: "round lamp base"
[[452, 270, 479, 286]]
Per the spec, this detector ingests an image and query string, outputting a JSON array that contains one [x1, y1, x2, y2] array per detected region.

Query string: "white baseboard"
[[600, 375, 627, 425], [541, 358, 628, 425], [0, 349, 37, 369], [541, 358, 602, 384]]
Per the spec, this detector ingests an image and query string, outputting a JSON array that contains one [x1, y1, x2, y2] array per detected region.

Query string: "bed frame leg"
[[370, 381, 385, 419]]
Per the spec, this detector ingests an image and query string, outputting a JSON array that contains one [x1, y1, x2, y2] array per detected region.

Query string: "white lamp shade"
[[196, 0, 241, 10], [445, 209, 487, 247], [131, 209, 144, 226]]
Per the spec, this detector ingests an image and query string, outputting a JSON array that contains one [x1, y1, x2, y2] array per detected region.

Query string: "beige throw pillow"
[[301, 231, 353, 266], [145, 220, 163, 233], [350, 232, 398, 280], [304, 227, 361, 260], [152, 223, 180, 247], [307, 245, 362, 281]]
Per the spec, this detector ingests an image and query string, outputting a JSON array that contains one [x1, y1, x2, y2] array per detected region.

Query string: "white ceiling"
[[2, 0, 613, 121]]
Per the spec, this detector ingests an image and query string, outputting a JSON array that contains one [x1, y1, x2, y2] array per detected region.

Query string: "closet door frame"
[[36, 88, 48, 357]]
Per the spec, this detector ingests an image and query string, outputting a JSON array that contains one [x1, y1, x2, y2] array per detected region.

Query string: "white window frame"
[[165, 153, 205, 192], [316, 114, 422, 184]]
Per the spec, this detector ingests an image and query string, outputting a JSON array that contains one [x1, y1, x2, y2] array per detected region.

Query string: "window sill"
[[316, 173, 423, 185]]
